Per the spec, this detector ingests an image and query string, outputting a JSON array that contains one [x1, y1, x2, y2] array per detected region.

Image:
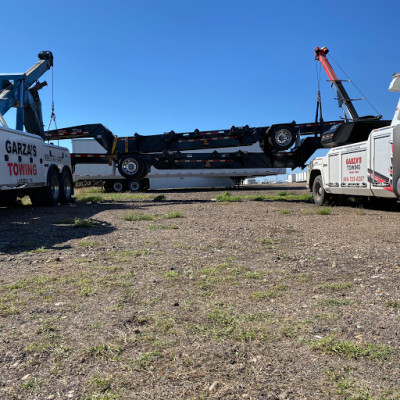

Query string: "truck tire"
[[118, 155, 148, 179], [112, 180, 126, 193], [267, 125, 296, 151], [104, 181, 113, 192], [41, 167, 61, 206], [128, 179, 142, 193], [60, 168, 73, 204], [312, 175, 329, 206]]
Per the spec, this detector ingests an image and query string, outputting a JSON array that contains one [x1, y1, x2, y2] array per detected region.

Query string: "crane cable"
[[315, 61, 323, 124], [47, 66, 57, 131], [328, 53, 382, 117]]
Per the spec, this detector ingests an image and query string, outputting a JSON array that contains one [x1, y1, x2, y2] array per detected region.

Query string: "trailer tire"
[[312, 175, 329, 206], [104, 181, 113, 192], [41, 167, 61, 206], [118, 155, 148, 179], [267, 125, 296, 151], [141, 178, 150, 191], [112, 180, 126, 193], [60, 168, 73, 204], [128, 179, 142, 193]]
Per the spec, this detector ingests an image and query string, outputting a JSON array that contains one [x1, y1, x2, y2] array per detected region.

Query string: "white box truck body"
[[307, 72, 400, 205]]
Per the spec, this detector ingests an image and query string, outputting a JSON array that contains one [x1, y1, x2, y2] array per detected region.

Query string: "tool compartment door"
[[370, 132, 394, 198]]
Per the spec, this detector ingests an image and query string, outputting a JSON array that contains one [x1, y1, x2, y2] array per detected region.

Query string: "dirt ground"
[[0, 183, 400, 400]]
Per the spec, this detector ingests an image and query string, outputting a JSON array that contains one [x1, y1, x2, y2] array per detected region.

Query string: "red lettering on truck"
[[7, 162, 37, 176], [346, 157, 362, 164]]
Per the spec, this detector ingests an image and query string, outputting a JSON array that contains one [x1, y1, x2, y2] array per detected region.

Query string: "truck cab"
[[307, 72, 400, 206]]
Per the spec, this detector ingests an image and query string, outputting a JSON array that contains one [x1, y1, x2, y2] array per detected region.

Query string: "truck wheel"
[[41, 167, 61, 206], [128, 179, 142, 193], [118, 155, 147, 179], [112, 180, 126, 193], [60, 169, 73, 204], [312, 175, 329, 206], [267, 126, 296, 151]]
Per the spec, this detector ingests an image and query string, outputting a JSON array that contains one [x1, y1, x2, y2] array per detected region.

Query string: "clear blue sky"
[[2, 0, 399, 174]]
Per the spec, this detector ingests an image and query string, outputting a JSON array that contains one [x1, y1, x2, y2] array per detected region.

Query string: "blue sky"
[[2, 0, 399, 175]]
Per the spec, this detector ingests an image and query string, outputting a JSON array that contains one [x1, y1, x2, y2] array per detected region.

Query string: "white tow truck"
[[0, 51, 73, 206], [307, 72, 400, 206]]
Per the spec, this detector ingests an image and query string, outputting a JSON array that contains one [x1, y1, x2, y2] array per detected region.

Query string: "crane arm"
[[314, 46, 359, 122], [0, 51, 53, 136]]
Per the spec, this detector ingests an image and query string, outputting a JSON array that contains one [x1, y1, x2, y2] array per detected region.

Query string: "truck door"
[[370, 133, 394, 198]]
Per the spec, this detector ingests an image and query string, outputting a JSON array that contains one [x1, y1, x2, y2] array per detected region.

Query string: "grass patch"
[[164, 211, 184, 219], [153, 195, 166, 202], [251, 284, 288, 300], [214, 192, 242, 202], [316, 206, 332, 215], [74, 218, 95, 228], [320, 298, 355, 306], [386, 300, 400, 308], [75, 194, 104, 204], [123, 213, 156, 221], [85, 344, 122, 360], [312, 336, 392, 360], [279, 209, 291, 215], [78, 240, 97, 247]]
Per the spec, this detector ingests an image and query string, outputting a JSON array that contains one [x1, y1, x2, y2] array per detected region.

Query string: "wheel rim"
[[129, 181, 140, 191], [50, 174, 60, 200], [113, 182, 124, 192], [275, 129, 293, 147], [63, 176, 72, 199], [121, 158, 138, 176], [315, 181, 322, 201]]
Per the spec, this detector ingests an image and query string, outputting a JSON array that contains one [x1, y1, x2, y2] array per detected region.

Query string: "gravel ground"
[[0, 184, 399, 400]]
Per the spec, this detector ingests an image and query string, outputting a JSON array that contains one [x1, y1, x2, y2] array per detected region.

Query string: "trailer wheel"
[[267, 125, 296, 151], [60, 169, 73, 204], [312, 175, 329, 206], [112, 180, 126, 193], [128, 179, 142, 193], [41, 167, 61, 206], [118, 155, 147, 179], [104, 181, 113, 192]]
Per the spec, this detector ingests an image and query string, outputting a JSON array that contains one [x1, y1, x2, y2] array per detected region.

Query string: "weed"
[[165, 211, 184, 219], [316, 207, 332, 215], [131, 350, 162, 370], [22, 378, 41, 392], [74, 218, 95, 228], [123, 213, 156, 221], [153, 195, 166, 202], [259, 238, 282, 245], [320, 298, 355, 306], [251, 284, 288, 300], [279, 209, 291, 215], [312, 336, 392, 359], [164, 270, 181, 279], [386, 300, 400, 308], [85, 344, 122, 360], [26, 246, 48, 253]]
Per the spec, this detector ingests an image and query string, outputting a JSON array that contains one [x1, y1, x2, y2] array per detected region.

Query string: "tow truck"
[[307, 71, 400, 206], [0, 52, 73, 206]]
